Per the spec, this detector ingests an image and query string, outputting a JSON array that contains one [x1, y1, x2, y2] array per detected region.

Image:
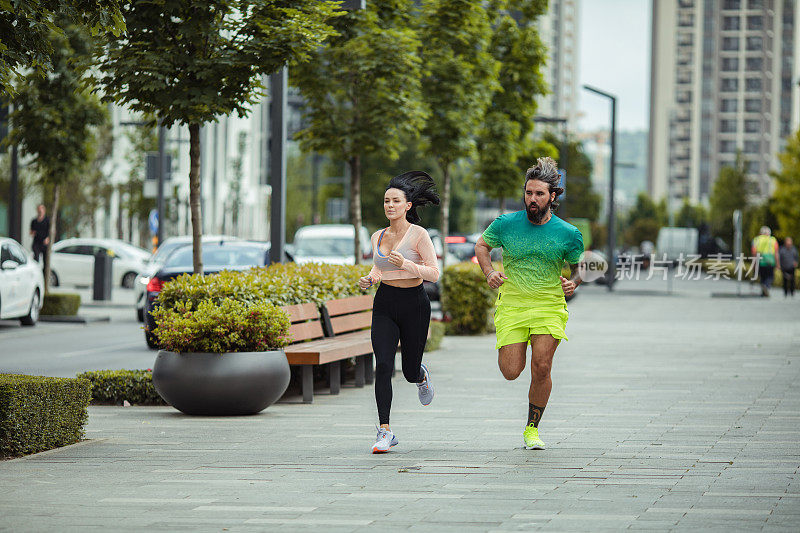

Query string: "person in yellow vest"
[[751, 226, 781, 297]]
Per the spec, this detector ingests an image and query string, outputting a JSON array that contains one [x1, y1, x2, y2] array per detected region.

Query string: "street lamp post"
[[583, 85, 617, 290]]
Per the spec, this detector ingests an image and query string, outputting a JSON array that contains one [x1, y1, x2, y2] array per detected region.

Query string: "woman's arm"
[[399, 228, 440, 282]]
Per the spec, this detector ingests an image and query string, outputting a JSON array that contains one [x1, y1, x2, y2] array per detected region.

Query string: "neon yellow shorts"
[[493, 304, 569, 349]]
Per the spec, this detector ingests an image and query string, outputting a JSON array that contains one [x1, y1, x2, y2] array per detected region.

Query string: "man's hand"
[[560, 275, 576, 297], [387, 251, 405, 267], [486, 270, 507, 290], [358, 276, 374, 290]]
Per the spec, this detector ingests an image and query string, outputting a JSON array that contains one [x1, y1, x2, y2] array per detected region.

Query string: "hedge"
[[441, 262, 499, 335], [40, 293, 81, 316], [0, 374, 91, 458], [77, 370, 166, 406], [425, 320, 445, 352]]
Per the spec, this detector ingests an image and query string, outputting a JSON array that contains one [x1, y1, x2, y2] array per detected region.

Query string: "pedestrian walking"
[[751, 226, 780, 297], [474, 157, 584, 450], [779, 237, 798, 297], [29, 204, 50, 263], [358, 171, 440, 454]]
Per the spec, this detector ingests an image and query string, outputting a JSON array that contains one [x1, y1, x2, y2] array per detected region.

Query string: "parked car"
[[49, 238, 151, 289], [292, 224, 372, 265], [0, 237, 44, 326], [134, 235, 240, 322], [143, 241, 272, 348]]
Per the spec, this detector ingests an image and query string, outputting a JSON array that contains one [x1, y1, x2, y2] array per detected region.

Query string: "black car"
[[143, 241, 273, 349]]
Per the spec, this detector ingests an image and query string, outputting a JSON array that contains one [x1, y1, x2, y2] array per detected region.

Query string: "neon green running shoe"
[[523, 424, 546, 450]]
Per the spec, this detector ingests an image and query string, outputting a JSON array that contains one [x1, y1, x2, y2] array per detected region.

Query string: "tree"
[[10, 22, 106, 292], [0, 0, 124, 94], [621, 192, 664, 246], [674, 198, 708, 228], [98, 0, 340, 274], [476, 0, 548, 208], [418, 0, 499, 262], [292, 0, 427, 263], [541, 132, 601, 221], [710, 153, 748, 247], [771, 129, 800, 240]]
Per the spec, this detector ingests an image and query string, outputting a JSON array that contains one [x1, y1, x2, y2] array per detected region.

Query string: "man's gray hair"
[[760, 226, 771, 236], [525, 157, 564, 209]]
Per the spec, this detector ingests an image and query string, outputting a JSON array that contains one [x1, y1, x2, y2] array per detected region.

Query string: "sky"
[[577, 0, 651, 133]]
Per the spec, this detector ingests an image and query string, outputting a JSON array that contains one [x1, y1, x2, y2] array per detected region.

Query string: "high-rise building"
[[648, 0, 798, 209], [538, 0, 581, 129]]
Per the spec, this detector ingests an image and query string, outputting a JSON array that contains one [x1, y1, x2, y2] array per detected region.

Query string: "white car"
[[134, 235, 240, 322], [50, 238, 151, 289], [292, 224, 372, 265], [0, 237, 44, 326]]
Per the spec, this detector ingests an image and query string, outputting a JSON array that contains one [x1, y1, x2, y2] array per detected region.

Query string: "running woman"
[[474, 157, 584, 450], [359, 171, 440, 454]]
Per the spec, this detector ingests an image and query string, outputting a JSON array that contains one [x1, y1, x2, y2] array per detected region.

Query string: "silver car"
[[292, 224, 372, 265]]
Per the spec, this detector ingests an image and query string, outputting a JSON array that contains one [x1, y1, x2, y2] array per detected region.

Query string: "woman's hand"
[[358, 276, 374, 290], [388, 251, 405, 267]]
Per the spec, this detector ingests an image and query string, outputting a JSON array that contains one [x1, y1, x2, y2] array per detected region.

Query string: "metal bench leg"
[[328, 361, 341, 395], [355, 355, 365, 388], [365, 354, 374, 385], [302, 365, 313, 403]]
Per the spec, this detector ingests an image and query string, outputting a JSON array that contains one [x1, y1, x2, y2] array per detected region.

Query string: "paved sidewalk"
[[1, 283, 799, 531]]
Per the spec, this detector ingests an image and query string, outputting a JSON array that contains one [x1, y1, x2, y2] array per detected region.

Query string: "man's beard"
[[526, 199, 552, 223]]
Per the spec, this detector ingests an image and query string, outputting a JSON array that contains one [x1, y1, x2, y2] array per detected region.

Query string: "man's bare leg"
[[498, 342, 528, 381], [527, 334, 560, 426]]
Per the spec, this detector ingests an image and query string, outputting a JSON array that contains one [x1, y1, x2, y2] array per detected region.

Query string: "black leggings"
[[372, 283, 431, 425]]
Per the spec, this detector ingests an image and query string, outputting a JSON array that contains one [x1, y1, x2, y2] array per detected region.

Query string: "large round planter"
[[153, 350, 290, 415]]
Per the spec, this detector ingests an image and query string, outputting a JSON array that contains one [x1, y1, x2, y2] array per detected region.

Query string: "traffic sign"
[[148, 209, 159, 235]]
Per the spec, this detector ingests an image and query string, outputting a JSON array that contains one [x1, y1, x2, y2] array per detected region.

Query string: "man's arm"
[[475, 236, 506, 289], [775, 241, 781, 270]]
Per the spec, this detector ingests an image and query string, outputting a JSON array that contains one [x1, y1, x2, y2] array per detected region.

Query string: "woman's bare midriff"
[[381, 278, 423, 288]]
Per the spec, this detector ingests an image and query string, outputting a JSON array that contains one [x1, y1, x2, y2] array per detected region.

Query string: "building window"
[[746, 57, 763, 71], [746, 160, 760, 173], [720, 119, 737, 133], [677, 90, 693, 103], [743, 140, 761, 153], [720, 99, 738, 112], [722, 37, 740, 50], [746, 36, 763, 51], [719, 140, 737, 153], [678, 32, 694, 46], [722, 57, 739, 71], [723, 16, 741, 30], [744, 120, 761, 133], [747, 16, 763, 30], [679, 12, 695, 27], [747, 0, 764, 8], [745, 99, 762, 112], [746, 78, 762, 91], [679, 0, 695, 6], [721, 78, 739, 91], [723, 0, 740, 7]]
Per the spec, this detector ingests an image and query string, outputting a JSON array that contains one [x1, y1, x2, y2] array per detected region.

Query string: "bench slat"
[[330, 310, 372, 335], [324, 294, 373, 316], [284, 302, 319, 323], [288, 320, 325, 343], [285, 337, 373, 365]]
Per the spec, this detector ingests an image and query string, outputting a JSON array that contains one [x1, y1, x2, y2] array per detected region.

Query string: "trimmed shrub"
[[0, 374, 91, 457], [77, 370, 166, 406], [441, 262, 498, 335], [153, 299, 291, 353], [40, 293, 81, 316], [425, 320, 445, 352]]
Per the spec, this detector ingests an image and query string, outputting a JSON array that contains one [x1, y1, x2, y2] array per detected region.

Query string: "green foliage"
[[675, 198, 708, 228], [77, 369, 166, 406], [542, 132, 601, 221], [152, 299, 291, 354], [710, 154, 749, 246], [0, 374, 91, 457], [40, 293, 81, 316], [771, 130, 800, 240], [424, 320, 445, 352], [622, 193, 665, 246], [0, 0, 125, 95], [441, 261, 498, 335]]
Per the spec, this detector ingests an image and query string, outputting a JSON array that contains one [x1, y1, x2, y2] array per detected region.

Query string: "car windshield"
[[152, 241, 188, 264], [295, 236, 354, 257], [164, 245, 265, 269]]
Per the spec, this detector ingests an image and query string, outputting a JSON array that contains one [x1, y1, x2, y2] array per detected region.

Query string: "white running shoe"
[[372, 427, 398, 454], [417, 363, 434, 406]]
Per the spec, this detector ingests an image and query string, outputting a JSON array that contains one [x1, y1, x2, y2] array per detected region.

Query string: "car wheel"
[[122, 272, 137, 289], [20, 290, 40, 326], [145, 329, 159, 350], [136, 306, 144, 322], [49, 270, 59, 287]]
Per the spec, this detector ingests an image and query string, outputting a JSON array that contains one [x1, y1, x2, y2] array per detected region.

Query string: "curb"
[[39, 315, 111, 324]]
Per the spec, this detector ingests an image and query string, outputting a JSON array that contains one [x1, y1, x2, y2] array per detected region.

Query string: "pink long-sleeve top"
[[367, 224, 440, 283]]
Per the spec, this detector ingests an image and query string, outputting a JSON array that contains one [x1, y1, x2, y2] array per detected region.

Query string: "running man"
[[474, 157, 584, 450]]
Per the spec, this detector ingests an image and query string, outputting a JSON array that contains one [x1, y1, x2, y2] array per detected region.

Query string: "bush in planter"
[[152, 298, 291, 353], [424, 320, 445, 352], [77, 370, 166, 406], [40, 293, 81, 316], [0, 374, 91, 457], [441, 262, 498, 335]]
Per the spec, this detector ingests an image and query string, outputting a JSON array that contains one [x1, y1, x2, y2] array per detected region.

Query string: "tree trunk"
[[499, 197, 506, 215], [348, 155, 362, 265], [440, 163, 451, 269], [189, 123, 204, 275], [43, 183, 60, 294]]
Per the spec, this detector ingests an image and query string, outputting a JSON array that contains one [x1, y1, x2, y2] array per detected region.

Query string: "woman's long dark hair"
[[386, 171, 440, 224]]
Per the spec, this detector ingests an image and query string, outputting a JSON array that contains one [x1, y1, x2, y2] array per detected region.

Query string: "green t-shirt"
[[482, 211, 584, 307]]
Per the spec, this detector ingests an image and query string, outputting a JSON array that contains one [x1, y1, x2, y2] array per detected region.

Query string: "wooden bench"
[[282, 295, 374, 403]]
